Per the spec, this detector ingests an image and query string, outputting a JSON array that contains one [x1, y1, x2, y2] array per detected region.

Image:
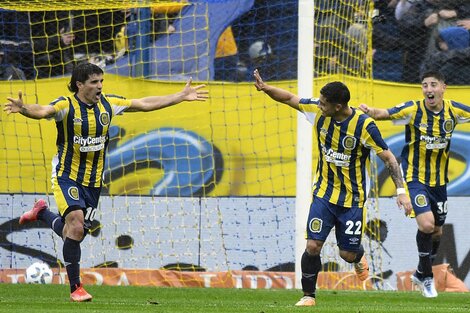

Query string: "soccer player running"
[[253, 69, 412, 306], [4, 62, 208, 302], [359, 71, 470, 298]]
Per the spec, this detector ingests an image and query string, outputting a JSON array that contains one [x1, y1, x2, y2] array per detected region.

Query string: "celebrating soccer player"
[[4, 62, 208, 302], [359, 71, 470, 298], [253, 69, 412, 306]]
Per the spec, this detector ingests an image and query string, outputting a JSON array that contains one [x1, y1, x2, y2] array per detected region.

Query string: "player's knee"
[[64, 218, 85, 240], [305, 240, 322, 256], [419, 222, 435, 234], [64, 207, 85, 238], [67, 224, 85, 240], [339, 250, 356, 263]]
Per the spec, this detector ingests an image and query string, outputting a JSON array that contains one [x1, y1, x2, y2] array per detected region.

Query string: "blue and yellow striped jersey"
[[387, 99, 470, 187], [50, 93, 132, 188], [300, 98, 389, 208]]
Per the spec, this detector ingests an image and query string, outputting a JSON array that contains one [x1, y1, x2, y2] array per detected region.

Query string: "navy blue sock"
[[431, 239, 441, 264], [300, 251, 321, 296], [416, 230, 433, 277], [63, 237, 81, 293], [38, 210, 64, 237]]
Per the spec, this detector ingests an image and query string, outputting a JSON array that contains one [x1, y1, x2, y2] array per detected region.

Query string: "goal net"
[[0, 0, 383, 289]]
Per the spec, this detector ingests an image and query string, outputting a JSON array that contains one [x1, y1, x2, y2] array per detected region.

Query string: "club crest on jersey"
[[414, 194, 427, 207], [342, 136, 357, 150], [309, 218, 322, 233], [73, 118, 83, 125], [68, 187, 79, 200], [99, 112, 110, 126], [443, 119, 454, 133]]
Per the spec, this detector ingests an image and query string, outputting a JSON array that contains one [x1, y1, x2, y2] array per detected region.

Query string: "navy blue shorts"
[[407, 181, 447, 226], [306, 196, 364, 252], [52, 176, 101, 227]]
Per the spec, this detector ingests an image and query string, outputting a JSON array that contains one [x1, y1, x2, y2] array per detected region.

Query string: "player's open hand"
[[397, 193, 413, 217], [4, 91, 24, 115], [182, 77, 209, 101], [253, 69, 267, 91]]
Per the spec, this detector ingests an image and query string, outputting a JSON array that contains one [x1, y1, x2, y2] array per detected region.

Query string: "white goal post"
[[295, 0, 314, 289]]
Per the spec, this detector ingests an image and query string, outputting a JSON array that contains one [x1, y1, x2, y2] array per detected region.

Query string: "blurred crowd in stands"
[[0, 9, 125, 80], [373, 0, 470, 84], [0, 8, 177, 80], [2, 0, 470, 85]]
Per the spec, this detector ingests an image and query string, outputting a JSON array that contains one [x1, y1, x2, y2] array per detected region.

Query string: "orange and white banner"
[[0, 268, 371, 290]]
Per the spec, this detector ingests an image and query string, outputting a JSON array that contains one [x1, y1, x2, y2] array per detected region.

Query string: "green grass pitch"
[[0, 284, 469, 313]]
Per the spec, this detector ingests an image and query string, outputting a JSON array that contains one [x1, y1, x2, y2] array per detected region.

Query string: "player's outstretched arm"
[[377, 149, 413, 216], [358, 103, 391, 120], [129, 77, 208, 112], [4, 91, 55, 119], [253, 69, 301, 111]]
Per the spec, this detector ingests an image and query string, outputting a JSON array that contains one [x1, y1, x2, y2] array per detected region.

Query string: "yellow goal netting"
[[0, 0, 386, 290]]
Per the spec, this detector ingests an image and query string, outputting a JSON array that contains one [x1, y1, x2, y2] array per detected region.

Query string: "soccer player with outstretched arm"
[[359, 71, 470, 298], [4, 62, 208, 302], [253, 69, 412, 307]]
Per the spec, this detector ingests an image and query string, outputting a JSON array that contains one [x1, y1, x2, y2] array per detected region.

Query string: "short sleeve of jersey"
[[387, 100, 416, 125], [299, 98, 320, 125], [49, 96, 70, 122], [362, 119, 389, 154], [450, 100, 470, 124], [104, 94, 132, 116]]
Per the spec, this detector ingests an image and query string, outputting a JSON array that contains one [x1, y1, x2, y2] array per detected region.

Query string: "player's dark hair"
[[420, 70, 446, 83], [320, 81, 351, 106], [68, 63, 104, 93]]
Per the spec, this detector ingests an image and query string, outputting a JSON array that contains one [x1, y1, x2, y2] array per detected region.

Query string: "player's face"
[[421, 76, 446, 111], [318, 94, 338, 117], [77, 73, 104, 105]]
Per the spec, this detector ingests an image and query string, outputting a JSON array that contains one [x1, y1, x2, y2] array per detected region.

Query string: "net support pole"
[[295, 0, 314, 290]]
